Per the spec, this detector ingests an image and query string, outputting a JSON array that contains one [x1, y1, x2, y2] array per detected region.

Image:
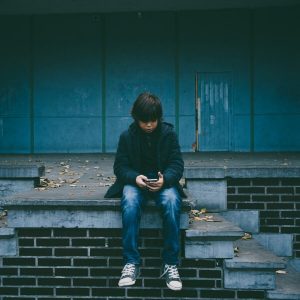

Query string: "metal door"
[[196, 72, 231, 151]]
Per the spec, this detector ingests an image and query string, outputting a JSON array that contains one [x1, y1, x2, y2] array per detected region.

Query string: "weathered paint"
[[197, 72, 231, 151], [0, 8, 299, 153]]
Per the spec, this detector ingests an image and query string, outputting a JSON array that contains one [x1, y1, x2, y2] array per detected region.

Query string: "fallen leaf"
[[276, 270, 288, 274], [200, 208, 207, 214], [242, 233, 252, 240]]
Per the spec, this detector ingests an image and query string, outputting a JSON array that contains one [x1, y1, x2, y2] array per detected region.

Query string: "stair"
[[254, 233, 294, 257], [224, 238, 286, 290], [184, 166, 300, 298], [185, 213, 290, 291], [185, 213, 243, 258], [267, 263, 300, 299], [0, 228, 17, 256], [0, 195, 191, 230], [0, 165, 45, 197]]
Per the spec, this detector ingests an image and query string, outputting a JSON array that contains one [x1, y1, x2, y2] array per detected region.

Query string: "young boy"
[[105, 92, 185, 291]]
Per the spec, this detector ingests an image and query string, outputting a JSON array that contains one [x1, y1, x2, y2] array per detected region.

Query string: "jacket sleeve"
[[113, 132, 139, 185], [162, 131, 184, 187]]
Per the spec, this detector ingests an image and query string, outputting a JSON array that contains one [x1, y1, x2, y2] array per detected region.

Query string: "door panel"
[[197, 72, 231, 151]]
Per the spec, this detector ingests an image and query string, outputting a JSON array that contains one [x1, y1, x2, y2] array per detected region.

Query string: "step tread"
[[186, 213, 244, 239], [0, 228, 15, 238], [225, 238, 286, 269], [0, 195, 190, 211], [267, 265, 300, 299], [0, 165, 45, 178]]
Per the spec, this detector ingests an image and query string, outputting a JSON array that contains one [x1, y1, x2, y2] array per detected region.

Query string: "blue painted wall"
[[0, 16, 31, 153], [254, 8, 300, 151], [0, 8, 299, 153]]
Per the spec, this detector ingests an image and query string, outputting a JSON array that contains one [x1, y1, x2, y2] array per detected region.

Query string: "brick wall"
[[0, 228, 265, 299], [227, 178, 300, 258]]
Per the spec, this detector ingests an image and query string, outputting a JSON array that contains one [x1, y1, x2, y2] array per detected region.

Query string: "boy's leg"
[[154, 187, 181, 265], [121, 184, 145, 265], [119, 185, 144, 287], [155, 187, 182, 291]]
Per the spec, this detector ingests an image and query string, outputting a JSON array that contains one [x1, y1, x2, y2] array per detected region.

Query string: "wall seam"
[[29, 15, 35, 154], [101, 15, 106, 153]]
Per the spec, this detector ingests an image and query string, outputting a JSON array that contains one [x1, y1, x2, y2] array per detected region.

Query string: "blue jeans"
[[121, 184, 181, 265]]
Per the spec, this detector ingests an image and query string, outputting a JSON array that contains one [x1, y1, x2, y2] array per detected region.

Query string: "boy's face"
[[138, 120, 158, 133]]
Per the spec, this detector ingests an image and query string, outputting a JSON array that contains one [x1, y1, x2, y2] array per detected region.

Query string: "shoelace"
[[160, 265, 180, 279], [121, 263, 136, 277]]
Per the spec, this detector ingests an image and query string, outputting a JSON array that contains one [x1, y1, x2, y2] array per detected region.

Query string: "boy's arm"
[[162, 132, 184, 187], [113, 132, 139, 184]]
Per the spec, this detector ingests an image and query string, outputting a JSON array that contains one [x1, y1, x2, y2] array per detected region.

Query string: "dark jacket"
[[104, 121, 185, 198]]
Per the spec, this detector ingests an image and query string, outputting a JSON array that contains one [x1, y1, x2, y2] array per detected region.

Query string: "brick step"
[[0, 165, 45, 197], [185, 214, 244, 259], [0, 196, 191, 229], [184, 166, 300, 212], [254, 233, 293, 257], [220, 210, 260, 233], [0, 228, 17, 256], [224, 238, 286, 290], [267, 263, 300, 300]]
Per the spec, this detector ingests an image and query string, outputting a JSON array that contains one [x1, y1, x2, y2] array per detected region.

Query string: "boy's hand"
[[136, 175, 148, 188], [146, 172, 164, 192]]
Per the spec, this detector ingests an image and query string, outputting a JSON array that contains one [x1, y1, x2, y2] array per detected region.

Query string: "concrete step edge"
[[220, 210, 260, 234], [225, 238, 286, 270], [253, 233, 294, 257], [186, 213, 244, 239], [0, 227, 15, 238], [0, 165, 45, 178], [267, 264, 300, 300]]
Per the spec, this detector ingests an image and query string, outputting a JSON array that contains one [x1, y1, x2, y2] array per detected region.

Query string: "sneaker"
[[118, 263, 139, 287], [160, 264, 182, 291]]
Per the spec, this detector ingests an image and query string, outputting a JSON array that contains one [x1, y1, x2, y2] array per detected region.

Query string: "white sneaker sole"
[[167, 282, 182, 291], [118, 280, 136, 287]]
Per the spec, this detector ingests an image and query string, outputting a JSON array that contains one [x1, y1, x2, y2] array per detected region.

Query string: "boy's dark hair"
[[131, 92, 163, 122]]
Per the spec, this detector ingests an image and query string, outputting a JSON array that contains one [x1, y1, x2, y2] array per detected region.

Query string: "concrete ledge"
[[0, 198, 191, 230], [224, 269, 276, 290], [0, 228, 15, 238], [186, 214, 243, 239], [184, 167, 300, 179], [186, 180, 226, 211], [0, 228, 17, 256], [225, 239, 286, 270], [267, 265, 300, 299], [0, 180, 37, 197], [0, 165, 45, 178], [185, 214, 243, 259], [254, 233, 293, 257], [220, 210, 260, 233], [0, 165, 45, 197], [224, 239, 286, 290]]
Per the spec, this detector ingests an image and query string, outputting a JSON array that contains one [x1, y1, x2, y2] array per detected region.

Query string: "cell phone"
[[146, 178, 158, 183]]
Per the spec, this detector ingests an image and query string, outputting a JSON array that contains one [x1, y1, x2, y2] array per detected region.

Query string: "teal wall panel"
[[105, 12, 176, 151], [179, 116, 195, 151], [35, 117, 102, 153], [33, 15, 103, 152], [233, 115, 251, 151], [0, 117, 31, 153], [0, 16, 31, 153], [254, 8, 300, 151], [105, 117, 132, 153], [255, 115, 300, 151], [0, 8, 299, 153]]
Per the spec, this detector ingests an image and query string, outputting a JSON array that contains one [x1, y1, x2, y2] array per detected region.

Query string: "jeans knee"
[[160, 188, 181, 212], [121, 185, 141, 212]]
